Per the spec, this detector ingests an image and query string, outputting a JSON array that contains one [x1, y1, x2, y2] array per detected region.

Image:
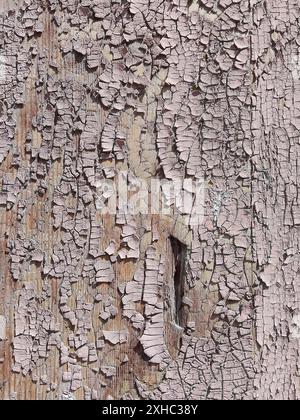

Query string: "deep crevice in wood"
[[170, 236, 186, 327]]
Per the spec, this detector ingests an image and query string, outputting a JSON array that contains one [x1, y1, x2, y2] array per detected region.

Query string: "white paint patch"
[[0, 55, 8, 83], [291, 314, 300, 339], [291, 54, 300, 81], [0, 315, 6, 340]]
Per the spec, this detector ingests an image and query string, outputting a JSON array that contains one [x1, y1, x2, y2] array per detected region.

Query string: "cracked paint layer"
[[0, 0, 299, 401]]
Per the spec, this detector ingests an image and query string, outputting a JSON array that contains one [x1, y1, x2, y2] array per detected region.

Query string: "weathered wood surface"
[[0, 0, 300, 400]]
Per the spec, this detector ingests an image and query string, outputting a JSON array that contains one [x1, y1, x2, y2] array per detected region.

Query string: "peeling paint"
[[0, 0, 299, 401]]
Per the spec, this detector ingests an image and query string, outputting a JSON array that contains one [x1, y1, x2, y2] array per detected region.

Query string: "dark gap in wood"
[[170, 236, 187, 327]]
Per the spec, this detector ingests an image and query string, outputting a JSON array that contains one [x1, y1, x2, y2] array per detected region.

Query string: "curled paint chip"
[[103, 330, 128, 345]]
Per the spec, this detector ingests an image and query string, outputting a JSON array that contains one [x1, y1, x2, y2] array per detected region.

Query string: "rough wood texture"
[[0, 0, 300, 400]]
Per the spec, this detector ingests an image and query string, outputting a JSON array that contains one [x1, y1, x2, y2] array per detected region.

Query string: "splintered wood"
[[0, 0, 300, 401]]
